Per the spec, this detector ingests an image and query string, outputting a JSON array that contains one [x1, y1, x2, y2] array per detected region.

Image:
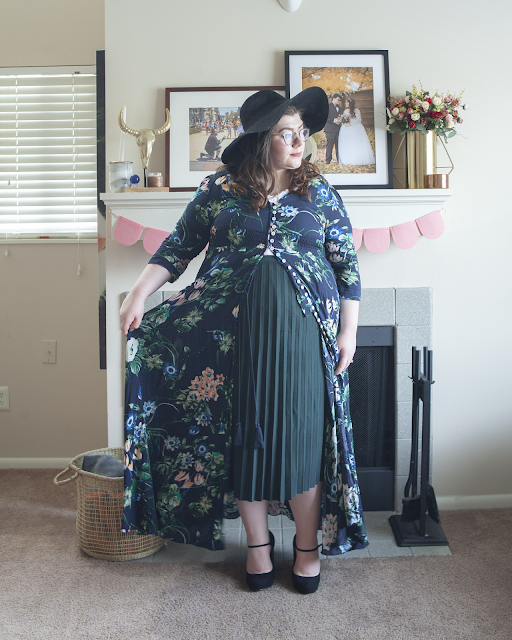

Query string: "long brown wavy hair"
[[221, 106, 322, 212]]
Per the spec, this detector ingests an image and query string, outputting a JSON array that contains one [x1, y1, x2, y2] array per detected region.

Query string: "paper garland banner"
[[362, 228, 391, 254], [352, 209, 446, 254], [112, 210, 446, 256], [390, 220, 418, 250], [113, 216, 144, 246], [143, 227, 172, 255], [352, 227, 363, 251], [416, 209, 445, 239]]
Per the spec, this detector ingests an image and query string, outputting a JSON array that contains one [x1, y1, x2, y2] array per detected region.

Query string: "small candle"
[[147, 173, 163, 188]]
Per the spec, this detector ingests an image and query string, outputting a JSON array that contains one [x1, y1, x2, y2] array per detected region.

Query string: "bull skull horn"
[[118, 108, 139, 137], [152, 108, 171, 136]]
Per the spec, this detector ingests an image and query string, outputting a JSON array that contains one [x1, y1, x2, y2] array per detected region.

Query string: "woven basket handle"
[[53, 465, 78, 485]]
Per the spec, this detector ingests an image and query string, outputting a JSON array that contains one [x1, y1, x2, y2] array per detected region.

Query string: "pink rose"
[[444, 95, 453, 103], [451, 99, 459, 107], [400, 97, 407, 104], [441, 109, 449, 117], [457, 117, 463, 124], [407, 108, 413, 115], [446, 114, 453, 121], [419, 118, 427, 126], [396, 112, 404, 120]]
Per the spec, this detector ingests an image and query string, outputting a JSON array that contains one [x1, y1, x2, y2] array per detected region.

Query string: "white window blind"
[[0, 66, 97, 240]]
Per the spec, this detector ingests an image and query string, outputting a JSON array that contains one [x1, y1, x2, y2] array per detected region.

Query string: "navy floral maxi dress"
[[123, 171, 369, 555]]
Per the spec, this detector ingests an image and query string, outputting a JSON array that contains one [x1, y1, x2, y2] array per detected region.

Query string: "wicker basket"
[[54, 447, 164, 561]]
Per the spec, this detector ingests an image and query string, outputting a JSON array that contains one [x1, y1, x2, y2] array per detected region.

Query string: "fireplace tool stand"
[[389, 347, 449, 546]]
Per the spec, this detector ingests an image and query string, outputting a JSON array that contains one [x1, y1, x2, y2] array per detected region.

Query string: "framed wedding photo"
[[285, 50, 392, 189], [165, 86, 285, 191]]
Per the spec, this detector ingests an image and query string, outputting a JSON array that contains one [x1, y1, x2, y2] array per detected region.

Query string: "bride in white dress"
[[338, 98, 375, 165]]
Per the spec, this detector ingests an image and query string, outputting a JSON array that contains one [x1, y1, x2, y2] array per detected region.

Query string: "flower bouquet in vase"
[[387, 84, 468, 188]]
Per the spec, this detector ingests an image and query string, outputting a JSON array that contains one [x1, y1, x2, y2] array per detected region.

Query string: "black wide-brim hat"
[[221, 86, 329, 165]]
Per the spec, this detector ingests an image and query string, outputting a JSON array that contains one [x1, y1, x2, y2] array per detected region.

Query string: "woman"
[[338, 97, 375, 166], [120, 88, 368, 594]]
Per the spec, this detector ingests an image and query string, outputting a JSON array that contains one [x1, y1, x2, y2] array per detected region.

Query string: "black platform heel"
[[292, 535, 321, 594], [246, 531, 275, 592]]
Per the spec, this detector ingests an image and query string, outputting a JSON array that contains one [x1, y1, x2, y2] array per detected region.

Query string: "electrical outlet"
[[42, 340, 57, 364], [0, 387, 9, 410]]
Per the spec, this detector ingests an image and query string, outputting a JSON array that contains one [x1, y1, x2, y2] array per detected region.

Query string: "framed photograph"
[[165, 86, 285, 191], [286, 50, 392, 189]]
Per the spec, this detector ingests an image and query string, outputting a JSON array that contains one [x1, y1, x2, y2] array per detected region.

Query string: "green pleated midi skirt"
[[232, 255, 325, 502]]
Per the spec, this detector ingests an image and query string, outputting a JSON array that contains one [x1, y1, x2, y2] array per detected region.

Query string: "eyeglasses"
[[273, 128, 310, 146]]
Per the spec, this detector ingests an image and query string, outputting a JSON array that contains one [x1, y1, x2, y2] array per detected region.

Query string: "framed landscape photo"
[[165, 86, 285, 191], [286, 50, 392, 189]]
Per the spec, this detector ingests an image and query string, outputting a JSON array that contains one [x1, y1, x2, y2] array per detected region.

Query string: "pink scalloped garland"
[[112, 209, 445, 255]]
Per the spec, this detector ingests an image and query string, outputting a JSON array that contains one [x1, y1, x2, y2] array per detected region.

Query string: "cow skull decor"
[[118, 107, 171, 177]]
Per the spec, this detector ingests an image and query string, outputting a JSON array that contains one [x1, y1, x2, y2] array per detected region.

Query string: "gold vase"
[[392, 131, 453, 189]]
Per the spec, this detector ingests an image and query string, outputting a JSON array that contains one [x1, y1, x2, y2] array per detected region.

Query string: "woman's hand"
[[119, 264, 172, 336], [335, 330, 356, 374], [120, 293, 146, 336], [335, 298, 359, 374]]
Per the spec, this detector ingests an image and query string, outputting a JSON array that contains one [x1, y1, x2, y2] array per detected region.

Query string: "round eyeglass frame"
[[273, 128, 310, 146]]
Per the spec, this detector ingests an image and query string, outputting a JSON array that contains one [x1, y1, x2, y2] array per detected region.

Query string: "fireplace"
[[357, 287, 433, 511], [351, 326, 395, 511]]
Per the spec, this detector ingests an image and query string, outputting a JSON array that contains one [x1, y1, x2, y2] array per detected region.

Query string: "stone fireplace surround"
[[141, 286, 433, 511]]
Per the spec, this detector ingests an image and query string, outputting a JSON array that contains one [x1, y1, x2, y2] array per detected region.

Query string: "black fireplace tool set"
[[389, 347, 449, 546]]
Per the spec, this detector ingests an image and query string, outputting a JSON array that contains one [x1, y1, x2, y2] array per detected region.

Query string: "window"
[[0, 66, 97, 240]]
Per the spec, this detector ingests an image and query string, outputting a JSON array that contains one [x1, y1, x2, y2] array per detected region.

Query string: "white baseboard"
[[1, 459, 512, 511], [0, 458, 71, 470], [437, 494, 512, 510]]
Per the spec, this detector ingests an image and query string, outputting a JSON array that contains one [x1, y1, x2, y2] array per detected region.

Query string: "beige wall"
[[105, 0, 512, 506], [0, 0, 107, 464]]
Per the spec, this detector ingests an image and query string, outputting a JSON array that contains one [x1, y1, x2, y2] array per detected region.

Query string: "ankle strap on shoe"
[[248, 540, 270, 549], [295, 543, 321, 553]]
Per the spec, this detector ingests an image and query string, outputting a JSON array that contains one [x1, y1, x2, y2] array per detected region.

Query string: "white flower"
[[126, 337, 139, 362], [411, 113, 420, 121], [388, 117, 395, 124], [432, 96, 442, 106], [446, 120, 455, 128], [391, 107, 399, 116], [421, 101, 430, 111], [463, 103, 469, 110]]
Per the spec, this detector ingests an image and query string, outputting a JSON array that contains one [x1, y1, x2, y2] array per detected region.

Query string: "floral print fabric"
[[123, 171, 368, 555]]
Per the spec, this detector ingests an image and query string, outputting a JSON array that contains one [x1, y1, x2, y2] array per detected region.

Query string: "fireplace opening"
[[350, 326, 395, 511]]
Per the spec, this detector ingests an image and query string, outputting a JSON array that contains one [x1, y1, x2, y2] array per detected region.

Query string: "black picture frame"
[[286, 50, 392, 189], [165, 86, 285, 192]]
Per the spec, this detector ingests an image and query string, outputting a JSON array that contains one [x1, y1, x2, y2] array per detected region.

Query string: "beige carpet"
[[1, 469, 511, 640]]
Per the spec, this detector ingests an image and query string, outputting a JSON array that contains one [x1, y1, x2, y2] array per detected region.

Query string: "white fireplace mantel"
[[101, 188, 452, 233]]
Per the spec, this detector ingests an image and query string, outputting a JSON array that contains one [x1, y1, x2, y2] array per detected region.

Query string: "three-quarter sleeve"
[[323, 186, 361, 301], [353, 109, 362, 125], [149, 175, 215, 284]]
